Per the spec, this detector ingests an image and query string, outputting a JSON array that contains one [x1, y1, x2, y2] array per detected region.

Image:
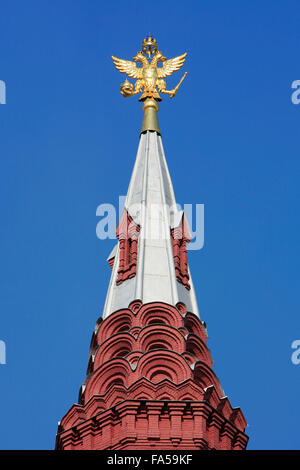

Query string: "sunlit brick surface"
[[55, 301, 248, 450]]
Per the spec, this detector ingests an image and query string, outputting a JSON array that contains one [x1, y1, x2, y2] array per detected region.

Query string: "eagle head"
[[133, 51, 148, 65]]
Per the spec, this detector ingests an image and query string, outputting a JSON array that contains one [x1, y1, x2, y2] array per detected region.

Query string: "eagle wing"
[[157, 52, 187, 78], [111, 56, 143, 79]]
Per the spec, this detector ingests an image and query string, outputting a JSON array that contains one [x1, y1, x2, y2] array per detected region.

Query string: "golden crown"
[[142, 35, 158, 56]]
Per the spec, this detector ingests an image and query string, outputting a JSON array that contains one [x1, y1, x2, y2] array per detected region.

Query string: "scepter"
[[170, 72, 188, 98]]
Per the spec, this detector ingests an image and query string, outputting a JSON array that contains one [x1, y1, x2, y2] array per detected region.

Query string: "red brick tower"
[[55, 37, 248, 451]]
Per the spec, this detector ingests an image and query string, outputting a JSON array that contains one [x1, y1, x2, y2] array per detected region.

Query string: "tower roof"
[[103, 129, 200, 319]]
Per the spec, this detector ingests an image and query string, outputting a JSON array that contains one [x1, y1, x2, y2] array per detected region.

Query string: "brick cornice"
[[56, 301, 248, 450]]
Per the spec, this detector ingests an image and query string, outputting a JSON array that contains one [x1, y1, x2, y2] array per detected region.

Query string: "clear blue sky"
[[1, 0, 300, 450]]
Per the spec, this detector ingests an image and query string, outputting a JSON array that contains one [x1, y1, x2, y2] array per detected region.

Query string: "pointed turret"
[[55, 36, 248, 451], [104, 127, 199, 319]]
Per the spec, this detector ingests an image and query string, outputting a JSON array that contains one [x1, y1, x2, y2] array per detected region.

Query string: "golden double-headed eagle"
[[112, 35, 187, 100]]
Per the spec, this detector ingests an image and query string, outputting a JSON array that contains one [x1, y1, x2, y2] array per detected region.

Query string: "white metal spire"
[[102, 130, 200, 319]]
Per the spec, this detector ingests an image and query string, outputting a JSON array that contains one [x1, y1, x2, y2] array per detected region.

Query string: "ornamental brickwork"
[[55, 301, 248, 450], [171, 215, 191, 290], [115, 211, 140, 285]]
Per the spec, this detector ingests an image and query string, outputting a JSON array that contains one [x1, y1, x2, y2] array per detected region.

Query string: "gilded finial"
[[112, 36, 188, 133]]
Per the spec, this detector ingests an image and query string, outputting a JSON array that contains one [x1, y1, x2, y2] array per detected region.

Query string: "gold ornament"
[[112, 35, 188, 101]]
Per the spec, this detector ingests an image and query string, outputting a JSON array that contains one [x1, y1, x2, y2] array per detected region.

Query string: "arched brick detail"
[[60, 405, 89, 430], [155, 382, 179, 400], [204, 384, 221, 408], [128, 299, 143, 313], [60, 379, 207, 431], [138, 324, 185, 353], [125, 351, 143, 366], [98, 383, 128, 410], [178, 326, 189, 337], [96, 309, 133, 344], [230, 408, 247, 432], [186, 334, 212, 367], [150, 369, 173, 383], [105, 390, 127, 409], [177, 392, 199, 401], [157, 394, 172, 401], [130, 390, 154, 400], [176, 302, 187, 315], [129, 326, 142, 337], [182, 351, 196, 366], [194, 362, 223, 397], [135, 350, 192, 385], [128, 378, 156, 397], [84, 359, 131, 401], [84, 396, 107, 418], [57, 301, 248, 450], [94, 333, 134, 367], [184, 313, 206, 342], [137, 302, 183, 329]]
